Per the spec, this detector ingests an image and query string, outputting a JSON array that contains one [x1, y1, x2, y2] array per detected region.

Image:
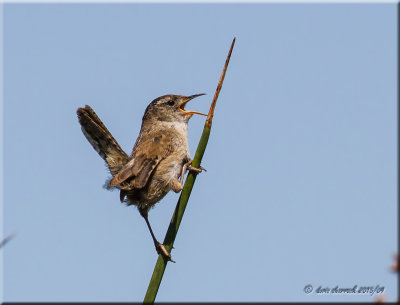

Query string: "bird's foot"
[[155, 242, 175, 263], [187, 163, 207, 173], [178, 160, 207, 185]]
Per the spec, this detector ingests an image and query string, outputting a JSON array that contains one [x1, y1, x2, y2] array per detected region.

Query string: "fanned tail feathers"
[[77, 105, 129, 176]]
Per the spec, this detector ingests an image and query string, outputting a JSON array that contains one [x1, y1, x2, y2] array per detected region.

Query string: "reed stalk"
[[143, 37, 235, 304]]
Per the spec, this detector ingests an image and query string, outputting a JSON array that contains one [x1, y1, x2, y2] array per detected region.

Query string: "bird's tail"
[[77, 105, 129, 177]]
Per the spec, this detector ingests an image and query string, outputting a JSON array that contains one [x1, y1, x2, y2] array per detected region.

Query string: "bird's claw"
[[188, 165, 207, 173], [155, 242, 175, 263]]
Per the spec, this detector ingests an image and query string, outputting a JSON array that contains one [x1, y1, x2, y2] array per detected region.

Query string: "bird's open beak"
[[179, 93, 207, 116]]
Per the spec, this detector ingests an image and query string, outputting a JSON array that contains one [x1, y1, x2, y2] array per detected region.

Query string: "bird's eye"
[[167, 100, 175, 106]]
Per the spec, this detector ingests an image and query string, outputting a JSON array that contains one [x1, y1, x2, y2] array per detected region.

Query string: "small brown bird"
[[77, 94, 206, 262]]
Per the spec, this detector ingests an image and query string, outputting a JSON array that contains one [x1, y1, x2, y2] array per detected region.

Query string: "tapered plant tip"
[[206, 37, 236, 128]]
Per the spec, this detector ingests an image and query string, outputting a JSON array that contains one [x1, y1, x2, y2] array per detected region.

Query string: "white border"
[[0, 0, 397, 302], [0, 0, 397, 3], [0, 3, 3, 302]]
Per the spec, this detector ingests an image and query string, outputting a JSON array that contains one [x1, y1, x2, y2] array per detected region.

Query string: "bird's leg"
[[139, 208, 175, 263], [180, 160, 206, 184], [179, 161, 189, 184]]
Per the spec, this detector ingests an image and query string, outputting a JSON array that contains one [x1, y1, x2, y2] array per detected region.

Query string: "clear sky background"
[[1, 2, 397, 302]]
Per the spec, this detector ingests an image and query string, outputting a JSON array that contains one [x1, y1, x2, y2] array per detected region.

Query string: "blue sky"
[[1, 2, 398, 302]]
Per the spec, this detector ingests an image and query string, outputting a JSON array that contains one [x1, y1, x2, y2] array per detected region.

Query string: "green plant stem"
[[143, 126, 210, 304], [143, 37, 235, 305]]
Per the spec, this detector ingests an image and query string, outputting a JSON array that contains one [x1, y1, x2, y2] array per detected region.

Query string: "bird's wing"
[[109, 131, 174, 188], [77, 105, 129, 176]]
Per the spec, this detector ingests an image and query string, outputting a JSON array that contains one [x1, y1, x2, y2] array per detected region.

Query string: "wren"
[[77, 94, 206, 262]]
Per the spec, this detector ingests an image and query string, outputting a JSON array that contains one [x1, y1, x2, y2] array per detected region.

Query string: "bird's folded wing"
[[109, 132, 174, 188]]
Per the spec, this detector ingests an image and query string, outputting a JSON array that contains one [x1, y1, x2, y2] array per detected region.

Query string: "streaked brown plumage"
[[77, 94, 205, 261]]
